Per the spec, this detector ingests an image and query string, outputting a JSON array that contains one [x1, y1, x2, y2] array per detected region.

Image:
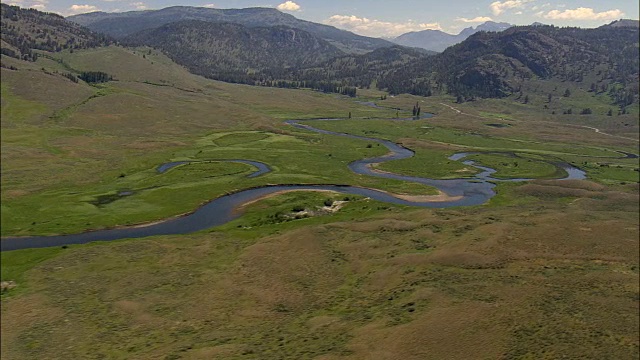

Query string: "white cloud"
[[543, 7, 624, 21], [66, 4, 100, 15], [531, 3, 551, 11], [130, 1, 145, 9], [2, 0, 48, 9], [202, 3, 215, 8], [456, 16, 493, 23], [324, 14, 441, 37], [490, 0, 531, 16], [276, 1, 300, 12]]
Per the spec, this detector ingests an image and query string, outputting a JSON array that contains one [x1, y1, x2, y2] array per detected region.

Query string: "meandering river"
[[1, 118, 587, 251]]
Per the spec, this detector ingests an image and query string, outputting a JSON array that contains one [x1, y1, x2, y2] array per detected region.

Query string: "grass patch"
[[2, 191, 636, 359], [1, 247, 63, 297], [579, 162, 640, 183], [0, 82, 48, 124], [467, 153, 560, 179], [377, 147, 476, 179], [478, 111, 518, 121], [213, 132, 270, 146], [299, 118, 621, 158]]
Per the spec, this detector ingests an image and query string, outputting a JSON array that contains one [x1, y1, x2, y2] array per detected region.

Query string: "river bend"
[[1, 118, 587, 251]]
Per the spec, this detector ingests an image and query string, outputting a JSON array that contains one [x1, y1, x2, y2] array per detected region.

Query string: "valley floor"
[[1, 47, 638, 359]]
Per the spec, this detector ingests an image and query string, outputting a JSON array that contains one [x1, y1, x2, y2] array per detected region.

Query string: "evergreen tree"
[[78, 71, 112, 84]]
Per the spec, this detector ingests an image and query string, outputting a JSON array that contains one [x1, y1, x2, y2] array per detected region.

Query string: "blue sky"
[[3, 0, 638, 37]]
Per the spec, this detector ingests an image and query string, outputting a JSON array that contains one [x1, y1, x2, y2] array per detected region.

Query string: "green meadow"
[[1, 46, 638, 359]]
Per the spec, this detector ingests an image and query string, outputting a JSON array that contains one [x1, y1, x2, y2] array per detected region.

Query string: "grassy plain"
[[1, 47, 639, 359], [1, 46, 424, 236], [1, 182, 638, 359]]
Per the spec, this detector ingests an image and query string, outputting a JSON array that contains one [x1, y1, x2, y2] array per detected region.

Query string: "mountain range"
[[1, 4, 638, 107], [69, 6, 513, 54], [68, 6, 393, 54], [391, 21, 513, 52], [381, 24, 639, 101]]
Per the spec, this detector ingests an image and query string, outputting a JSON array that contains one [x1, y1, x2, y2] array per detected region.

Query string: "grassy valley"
[[1, 5, 639, 360]]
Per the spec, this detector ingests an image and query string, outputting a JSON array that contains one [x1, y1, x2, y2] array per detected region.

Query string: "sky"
[[3, 0, 638, 37]]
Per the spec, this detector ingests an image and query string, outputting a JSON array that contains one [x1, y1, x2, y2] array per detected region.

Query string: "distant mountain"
[[0, 3, 111, 61], [392, 21, 513, 52], [479, 21, 513, 31], [459, 21, 513, 37], [392, 30, 458, 53], [123, 20, 344, 83], [382, 25, 640, 101], [601, 19, 640, 28], [68, 6, 393, 54]]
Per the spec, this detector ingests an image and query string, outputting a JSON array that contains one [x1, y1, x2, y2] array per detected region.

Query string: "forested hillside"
[[0, 3, 111, 61], [380, 25, 639, 102], [292, 45, 430, 90], [123, 20, 344, 85], [68, 6, 393, 54]]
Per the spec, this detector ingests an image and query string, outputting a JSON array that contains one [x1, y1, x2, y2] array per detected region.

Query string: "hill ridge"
[[68, 6, 393, 54]]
